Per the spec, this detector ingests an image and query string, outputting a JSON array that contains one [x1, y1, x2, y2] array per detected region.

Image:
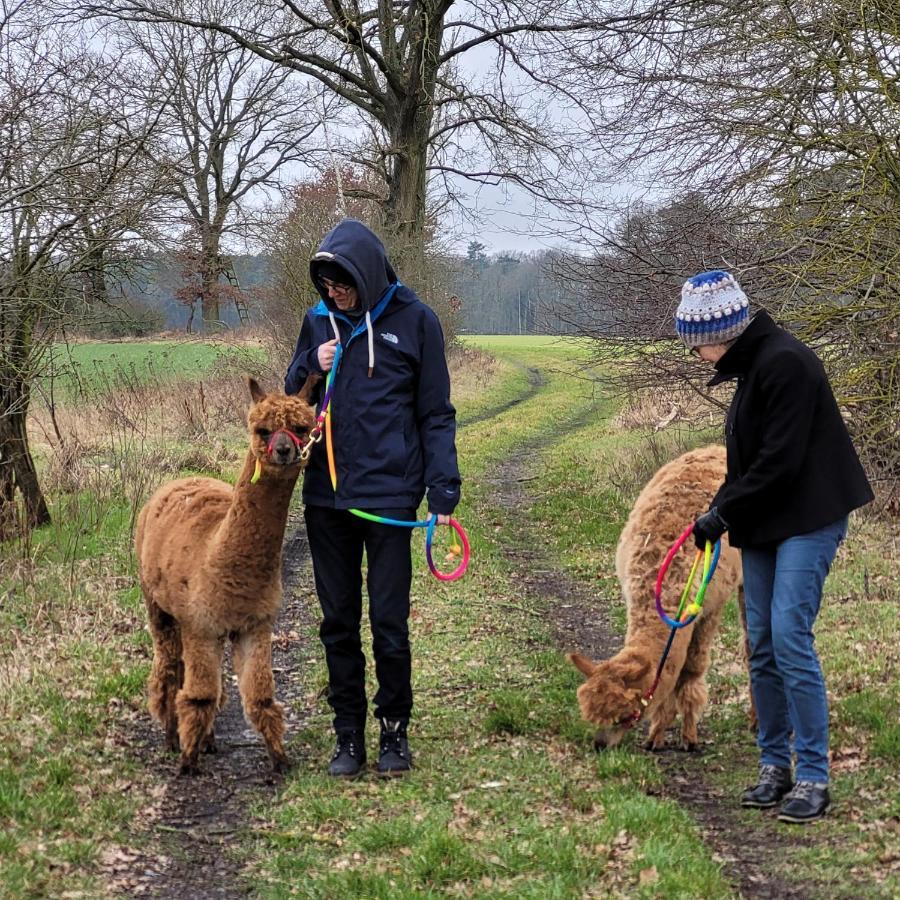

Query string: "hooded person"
[[285, 219, 461, 778], [677, 269, 873, 824]]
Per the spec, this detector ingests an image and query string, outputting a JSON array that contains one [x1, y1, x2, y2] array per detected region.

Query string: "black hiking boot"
[[741, 764, 793, 808], [778, 781, 830, 824], [377, 718, 412, 777], [328, 729, 366, 778]]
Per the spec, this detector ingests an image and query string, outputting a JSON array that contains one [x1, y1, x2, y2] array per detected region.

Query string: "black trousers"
[[304, 504, 415, 731]]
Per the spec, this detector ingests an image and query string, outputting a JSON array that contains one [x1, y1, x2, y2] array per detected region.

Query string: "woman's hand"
[[429, 512, 451, 526], [692, 507, 728, 549], [317, 339, 338, 372]]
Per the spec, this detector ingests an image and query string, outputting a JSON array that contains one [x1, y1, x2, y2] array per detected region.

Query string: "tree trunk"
[[199, 240, 222, 328], [380, 6, 443, 291], [0, 379, 50, 540], [383, 98, 432, 288]]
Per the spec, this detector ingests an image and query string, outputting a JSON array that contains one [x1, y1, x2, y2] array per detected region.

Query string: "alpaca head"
[[246, 374, 320, 473], [569, 652, 651, 749]]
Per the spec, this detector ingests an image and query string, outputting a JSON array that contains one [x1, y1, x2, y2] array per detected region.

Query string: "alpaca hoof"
[[643, 740, 665, 753], [202, 736, 218, 754], [178, 756, 201, 776], [269, 751, 291, 774], [680, 741, 701, 753]]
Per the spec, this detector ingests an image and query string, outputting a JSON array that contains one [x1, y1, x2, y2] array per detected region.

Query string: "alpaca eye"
[[291, 425, 308, 436], [256, 428, 271, 439]]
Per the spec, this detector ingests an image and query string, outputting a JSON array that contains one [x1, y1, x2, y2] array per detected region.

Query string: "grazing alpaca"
[[570, 445, 743, 751], [135, 374, 319, 774]]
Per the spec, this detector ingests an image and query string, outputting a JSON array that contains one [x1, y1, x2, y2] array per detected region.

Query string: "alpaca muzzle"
[[266, 428, 305, 465]]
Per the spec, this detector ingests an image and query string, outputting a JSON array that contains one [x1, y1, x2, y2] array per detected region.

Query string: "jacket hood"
[[707, 310, 779, 386], [310, 219, 397, 313]]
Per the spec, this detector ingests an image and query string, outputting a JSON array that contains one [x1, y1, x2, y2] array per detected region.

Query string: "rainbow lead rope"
[[314, 344, 471, 581], [623, 524, 720, 729], [655, 524, 721, 628]]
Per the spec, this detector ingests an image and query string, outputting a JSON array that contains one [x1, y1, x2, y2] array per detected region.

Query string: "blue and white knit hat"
[[675, 270, 750, 348]]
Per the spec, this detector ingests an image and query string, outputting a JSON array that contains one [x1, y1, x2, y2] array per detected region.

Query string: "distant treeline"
[[102, 244, 573, 336]]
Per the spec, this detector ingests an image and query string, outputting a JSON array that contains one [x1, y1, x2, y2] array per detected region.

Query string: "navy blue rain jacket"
[[284, 219, 461, 515]]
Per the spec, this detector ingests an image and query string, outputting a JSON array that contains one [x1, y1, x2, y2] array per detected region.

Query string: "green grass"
[[43, 339, 262, 401], [484, 342, 899, 896], [0, 333, 251, 897], [3, 334, 897, 898], [0, 481, 157, 897]]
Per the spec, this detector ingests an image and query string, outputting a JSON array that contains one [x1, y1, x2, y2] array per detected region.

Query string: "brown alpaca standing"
[[570, 445, 744, 751], [135, 374, 319, 774]]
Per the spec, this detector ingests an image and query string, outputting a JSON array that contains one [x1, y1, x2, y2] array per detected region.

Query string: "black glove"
[[693, 507, 728, 550]]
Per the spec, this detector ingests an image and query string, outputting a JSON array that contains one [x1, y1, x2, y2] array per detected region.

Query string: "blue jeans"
[[742, 517, 847, 784]]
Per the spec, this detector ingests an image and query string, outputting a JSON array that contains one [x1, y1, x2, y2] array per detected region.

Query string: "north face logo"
[[381, 332, 399, 344]]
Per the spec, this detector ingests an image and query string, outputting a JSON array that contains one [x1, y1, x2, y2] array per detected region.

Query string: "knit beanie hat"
[[675, 270, 750, 348]]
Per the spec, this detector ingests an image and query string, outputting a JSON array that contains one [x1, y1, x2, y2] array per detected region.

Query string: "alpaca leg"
[[675, 674, 709, 751], [200, 637, 230, 755], [646, 690, 678, 750], [175, 632, 223, 775], [675, 609, 721, 751], [235, 627, 288, 773], [145, 595, 183, 753]]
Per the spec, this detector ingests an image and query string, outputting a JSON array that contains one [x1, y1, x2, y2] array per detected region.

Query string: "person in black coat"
[[285, 219, 461, 778], [676, 270, 873, 823]]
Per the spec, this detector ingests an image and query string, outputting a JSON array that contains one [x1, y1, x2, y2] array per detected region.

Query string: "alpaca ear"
[[569, 652, 598, 679], [245, 374, 266, 404], [296, 372, 322, 404]]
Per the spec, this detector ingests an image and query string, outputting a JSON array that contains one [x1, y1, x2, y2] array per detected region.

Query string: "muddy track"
[[101, 368, 547, 897], [481, 371, 816, 900], [105, 515, 319, 898]]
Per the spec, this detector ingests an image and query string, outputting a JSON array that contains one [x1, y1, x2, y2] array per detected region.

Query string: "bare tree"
[[555, 0, 899, 494], [80, 0, 627, 278], [114, 0, 323, 327], [0, 15, 163, 536], [259, 166, 378, 319]]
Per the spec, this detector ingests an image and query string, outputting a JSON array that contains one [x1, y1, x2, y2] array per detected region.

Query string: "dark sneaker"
[[377, 718, 412, 777], [741, 764, 793, 808], [328, 729, 366, 778], [778, 781, 830, 823]]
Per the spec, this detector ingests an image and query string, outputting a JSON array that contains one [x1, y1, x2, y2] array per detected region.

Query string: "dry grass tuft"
[[449, 345, 497, 408], [612, 384, 728, 432]]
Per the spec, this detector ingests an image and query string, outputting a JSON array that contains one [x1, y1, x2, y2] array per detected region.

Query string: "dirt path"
[[104, 514, 319, 898], [480, 377, 815, 900], [102, 367, 550, 897]]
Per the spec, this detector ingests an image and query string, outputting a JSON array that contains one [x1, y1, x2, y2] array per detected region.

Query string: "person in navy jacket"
[[285, 219, 461, 778]]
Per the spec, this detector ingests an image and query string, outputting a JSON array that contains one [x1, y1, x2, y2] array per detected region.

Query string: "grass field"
[[1, 335, 897, 898], [41, 339, 264, 403]]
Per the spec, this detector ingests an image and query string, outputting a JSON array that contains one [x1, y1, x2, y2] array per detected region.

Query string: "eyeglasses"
[[320, 277, 354, 295]]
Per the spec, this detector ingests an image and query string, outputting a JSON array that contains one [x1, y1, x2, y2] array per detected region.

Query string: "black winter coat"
[[284, 220, 461, 516], [708, 311, 873, 547]]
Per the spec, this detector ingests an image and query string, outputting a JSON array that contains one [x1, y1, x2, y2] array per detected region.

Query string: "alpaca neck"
[[214, 452, 300, 565]]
